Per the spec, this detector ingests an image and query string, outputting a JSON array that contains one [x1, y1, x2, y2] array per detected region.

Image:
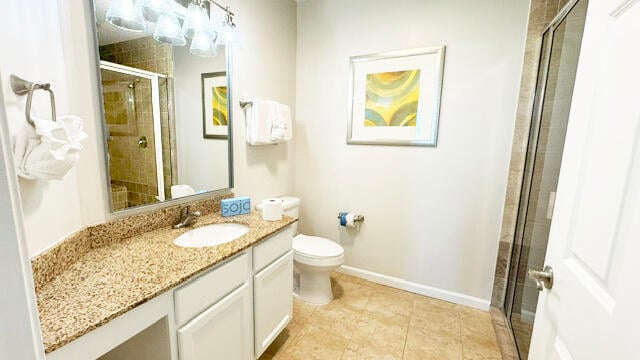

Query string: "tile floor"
[[260, 272, 503, 360]]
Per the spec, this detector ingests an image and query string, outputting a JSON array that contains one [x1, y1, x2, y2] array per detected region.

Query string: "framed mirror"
[[91, 0, 234, 212]]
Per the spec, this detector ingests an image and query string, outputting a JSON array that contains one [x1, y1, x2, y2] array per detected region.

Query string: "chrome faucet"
[[173, 206, 201, 229]]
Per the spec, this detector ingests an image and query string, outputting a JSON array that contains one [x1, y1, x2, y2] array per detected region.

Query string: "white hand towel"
[[17, 115, 88, 180], [271, 103, 292, 143], [243, 99, 293, 145], [244, 99, 277, 145]]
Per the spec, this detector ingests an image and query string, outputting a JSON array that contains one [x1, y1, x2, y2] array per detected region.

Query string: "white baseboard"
[[336, 265, 491, 311]]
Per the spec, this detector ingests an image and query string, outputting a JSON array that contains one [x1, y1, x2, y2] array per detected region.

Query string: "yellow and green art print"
[[364, 70, 420, 127], [211, 86, 228, 126]]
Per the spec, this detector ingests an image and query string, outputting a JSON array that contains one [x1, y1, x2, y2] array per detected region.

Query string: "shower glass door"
[[505, 0, 588, 358], [100, 63, 165, 210]]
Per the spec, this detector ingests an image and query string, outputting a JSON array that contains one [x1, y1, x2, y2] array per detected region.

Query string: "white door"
[[529, 0, 640, 358], [253, 251, 293, 359], [178, 283, 253, 360]]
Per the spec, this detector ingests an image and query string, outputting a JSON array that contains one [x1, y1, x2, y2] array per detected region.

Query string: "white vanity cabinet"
[[174, 225, 294, 360], [253, 251, 293, 358], [177, 283, 253, 360], [46, 225, 294, 360], [252, 227, 295, 358], [175, 252, 253, 360]]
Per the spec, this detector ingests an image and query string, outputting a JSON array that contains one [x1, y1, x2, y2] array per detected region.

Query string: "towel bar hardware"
[[239, 99, 252, 109], [10, 74, 57, 127], [336, 214, 365, 222]]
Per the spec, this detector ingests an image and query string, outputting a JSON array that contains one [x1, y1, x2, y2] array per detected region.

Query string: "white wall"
[[0, 0, 297, 257], [0, 0, 107, 258], [173, 45, 230, 193], [226, 0, 298, 202], [294, 0, 529, 306], [0, 68, 46, 359]]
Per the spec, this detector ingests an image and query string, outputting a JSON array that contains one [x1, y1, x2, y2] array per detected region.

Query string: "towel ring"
[[10, 74, 57, 127]]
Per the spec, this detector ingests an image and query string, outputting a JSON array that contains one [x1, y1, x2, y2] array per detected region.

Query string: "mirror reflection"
[[93, 0, 233, 212]]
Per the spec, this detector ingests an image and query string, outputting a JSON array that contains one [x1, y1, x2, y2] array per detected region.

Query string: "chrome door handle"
[[528, 265, 554, 291]]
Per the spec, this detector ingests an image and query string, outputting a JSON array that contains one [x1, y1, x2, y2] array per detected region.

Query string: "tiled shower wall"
[[491, 0, 573, 308], [99, 37, 176, 207], [100, 69, 159, 207]]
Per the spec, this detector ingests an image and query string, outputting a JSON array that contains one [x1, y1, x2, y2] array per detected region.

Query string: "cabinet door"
[[253, 251, 293, 358], [178, 283, 252, 360]]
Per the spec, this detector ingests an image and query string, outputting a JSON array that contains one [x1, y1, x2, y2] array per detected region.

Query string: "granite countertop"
[[35, 211, 296, 354]]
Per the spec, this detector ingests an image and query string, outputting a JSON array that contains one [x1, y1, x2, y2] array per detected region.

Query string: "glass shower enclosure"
[[504, 0, 588, 358], [100, 61, 172, 210]]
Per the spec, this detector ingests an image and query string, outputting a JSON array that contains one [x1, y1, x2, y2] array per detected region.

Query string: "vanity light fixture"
[[153, 9, 187, 46], [106, 0, 235, 56], [182, 1, 210, 38], [190, 31, 218, 57], [137, 0, 166, 22], [106, 0, 147, 32]]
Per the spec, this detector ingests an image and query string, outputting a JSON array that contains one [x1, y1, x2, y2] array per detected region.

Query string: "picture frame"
[[201, 71, 229, 139], [347, 46, 445, 146]]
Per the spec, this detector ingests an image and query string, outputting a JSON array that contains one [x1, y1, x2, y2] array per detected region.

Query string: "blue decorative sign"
[[221, 197, 251, 217]]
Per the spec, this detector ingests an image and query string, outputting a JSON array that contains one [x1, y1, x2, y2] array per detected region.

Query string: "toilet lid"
[[293, 235, 344, 258]]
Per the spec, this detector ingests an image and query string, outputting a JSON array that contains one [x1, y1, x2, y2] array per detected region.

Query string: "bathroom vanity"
[[33, 200, 296, 360], [29, 1, 298, 358]]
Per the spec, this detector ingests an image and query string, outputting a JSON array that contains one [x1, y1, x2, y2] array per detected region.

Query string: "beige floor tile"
[[308, 299, 364, 338], [403, 326, 463, 360], [461, 317, 501, 360], [342, 311, 409, 360], [293, 298, 317, 322], [462, 312, 498, 348], [410, 307, 461, 341], [365, 290, 414, 325], [263, 274, 502, 360], [280, 324, 350, 360], [332, 279, 374, 310], [262, 317, 307, 358], [462, 341, 503, 360]]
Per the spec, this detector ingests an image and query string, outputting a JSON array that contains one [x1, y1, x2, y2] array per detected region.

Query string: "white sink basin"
[[173, 223, 250, 248]]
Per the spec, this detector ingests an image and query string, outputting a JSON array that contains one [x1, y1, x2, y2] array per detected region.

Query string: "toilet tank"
[[257, 196, 301, 233]]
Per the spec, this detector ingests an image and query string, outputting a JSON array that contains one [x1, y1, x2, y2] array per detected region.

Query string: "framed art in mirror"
[[202, 71, 229, 139]]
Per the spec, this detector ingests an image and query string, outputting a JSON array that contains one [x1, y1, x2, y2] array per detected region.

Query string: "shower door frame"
[[100, 61, 166, 202], [503, 0, 585, 355]]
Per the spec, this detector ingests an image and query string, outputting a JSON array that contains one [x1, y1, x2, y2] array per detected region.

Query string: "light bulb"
[[182, 3, 210, 38], [106, 0, 146, 32], [190, 31, 218, 57], [153, 10, 186, 46]]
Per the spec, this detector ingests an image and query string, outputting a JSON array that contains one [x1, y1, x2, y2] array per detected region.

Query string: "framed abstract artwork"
[[348, 46, 445, 146], [201, 71, 229, 139]]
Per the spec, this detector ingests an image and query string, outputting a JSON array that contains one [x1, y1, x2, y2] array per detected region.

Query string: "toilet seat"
[[293, 234, 344, 258], [293, 234, 344, 267]]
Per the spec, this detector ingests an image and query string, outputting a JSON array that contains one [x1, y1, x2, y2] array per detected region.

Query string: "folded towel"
[[14, 115, 88, 180], [271, 103, 292, 142], [243, 99, 293, 145]]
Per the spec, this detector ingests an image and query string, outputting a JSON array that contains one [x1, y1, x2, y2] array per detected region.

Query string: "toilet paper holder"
[[336, 213, 365, 222]]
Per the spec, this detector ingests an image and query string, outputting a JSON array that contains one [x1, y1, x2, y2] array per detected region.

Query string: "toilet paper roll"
[[345, 213, 356, 227], [171, 184, 195, 199], [262, 198, 283, 221], [339, 212, 359, 228]]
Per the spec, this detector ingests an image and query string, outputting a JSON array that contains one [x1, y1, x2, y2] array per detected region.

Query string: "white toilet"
[[257, 196, 344, 305]]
